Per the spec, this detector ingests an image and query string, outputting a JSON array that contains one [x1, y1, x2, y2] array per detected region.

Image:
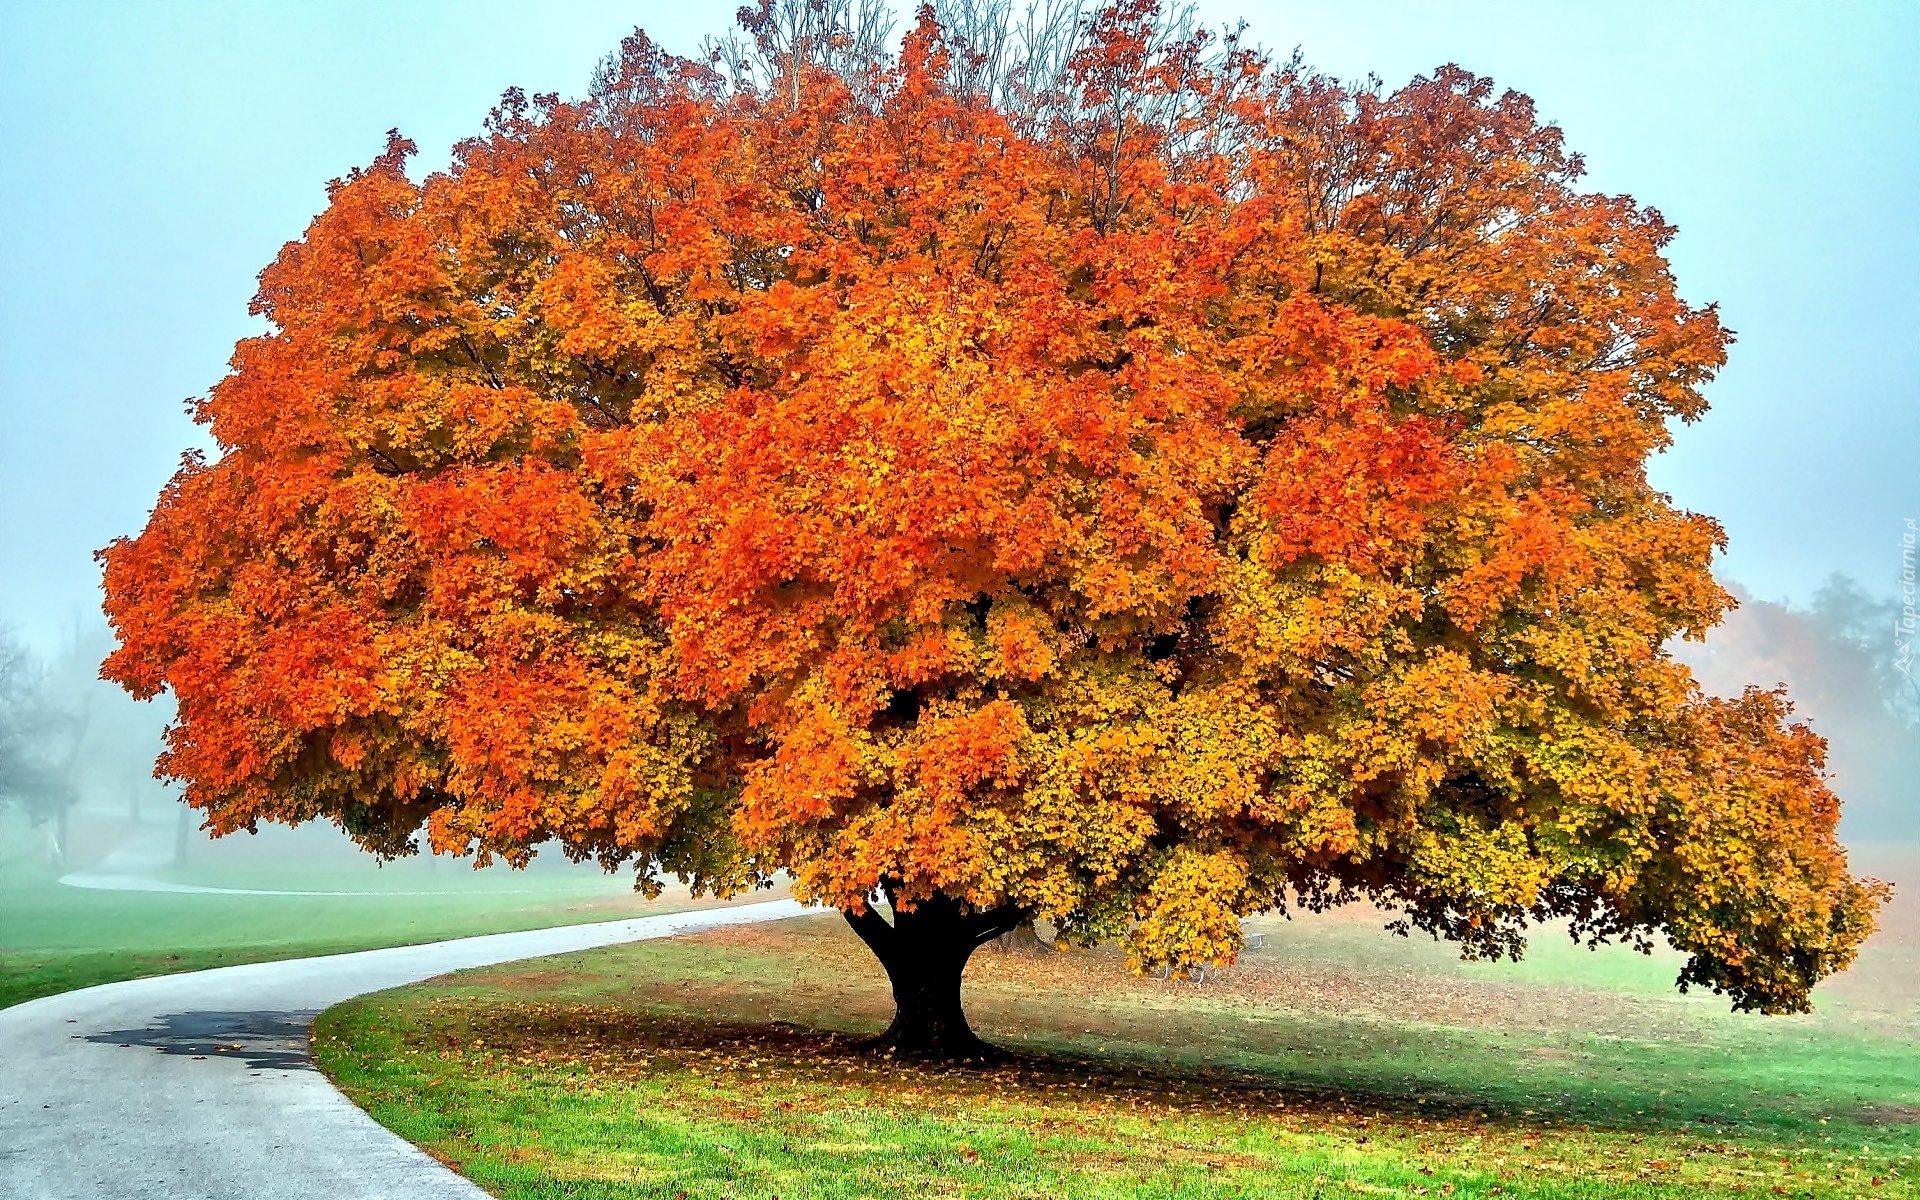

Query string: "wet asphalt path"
[[0, 898, 811, 1199]]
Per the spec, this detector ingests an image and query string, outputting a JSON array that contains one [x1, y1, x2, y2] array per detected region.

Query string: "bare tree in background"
[[598, 0, 1257, 189], [1675, 576, 1920, 842], [1, 620, 171, 868], [707, 0, 896, 105], [0, 629, 83, 865], [928, 0, 1084, 129]]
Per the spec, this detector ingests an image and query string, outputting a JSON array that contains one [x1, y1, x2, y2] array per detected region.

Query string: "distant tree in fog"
[[0, 629, 83, 860], [1808, 576, 1920, 724], [43, 621, 173, 825], [1677, 576, 1919, 841]]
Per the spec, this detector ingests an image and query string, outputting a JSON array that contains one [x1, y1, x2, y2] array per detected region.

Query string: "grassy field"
[[0, 810, 703, 1010], [316, 850, 1917, 1199]]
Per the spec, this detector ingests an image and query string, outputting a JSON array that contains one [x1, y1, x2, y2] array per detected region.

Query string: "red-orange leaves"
[[1250, 407, 1457, 573], [1234, 298, 1462, 574], [985, 603, 1058, 683], [404, 464, 599, 604], [101, 4, 1880, 1016]]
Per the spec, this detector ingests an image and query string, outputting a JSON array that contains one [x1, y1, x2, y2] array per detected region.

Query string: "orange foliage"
[[102, 5, 1882, 1014]]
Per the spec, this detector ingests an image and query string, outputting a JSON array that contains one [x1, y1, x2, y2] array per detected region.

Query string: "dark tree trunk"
[[842, 887, 1024, 1061]]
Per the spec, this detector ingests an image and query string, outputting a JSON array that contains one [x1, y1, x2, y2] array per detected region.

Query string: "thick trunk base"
[[843, 889, 1023, 1062], [864, 1009, 1001, 1062]]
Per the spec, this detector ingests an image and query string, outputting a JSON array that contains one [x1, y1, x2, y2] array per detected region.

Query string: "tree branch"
[[842, 901, 898, 966], [966, 902, 1027, 946]]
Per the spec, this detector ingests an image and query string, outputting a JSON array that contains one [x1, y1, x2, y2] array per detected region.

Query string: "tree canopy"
[[101, 0, 1886, 1051]]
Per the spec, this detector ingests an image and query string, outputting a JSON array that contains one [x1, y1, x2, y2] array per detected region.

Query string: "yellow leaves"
[[1142, 685, 1280, 825], [1125, 846, 1250, 974], [532, 254, 663, 363], [1346, 651, 1510, 787], [1405, 816, 1551, 918]]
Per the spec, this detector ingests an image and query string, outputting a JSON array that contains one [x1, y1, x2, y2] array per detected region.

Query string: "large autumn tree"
[[102, 0, 1886, 1057]]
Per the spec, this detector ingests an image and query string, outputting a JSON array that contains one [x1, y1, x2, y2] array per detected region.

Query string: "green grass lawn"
[[315, 858, 1920, 1200], [0, 810, 699, 1010]]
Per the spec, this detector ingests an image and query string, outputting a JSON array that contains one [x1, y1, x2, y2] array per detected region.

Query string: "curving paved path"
[[0, 898, 811, 1199]]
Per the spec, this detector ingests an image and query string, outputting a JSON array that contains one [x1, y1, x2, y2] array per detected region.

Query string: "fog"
[[1677, 578, 1920, 846], [0, 616, 641, 888]]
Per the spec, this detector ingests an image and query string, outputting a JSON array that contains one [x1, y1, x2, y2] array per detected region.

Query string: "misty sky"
[[3, 1, 1916, 655]]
